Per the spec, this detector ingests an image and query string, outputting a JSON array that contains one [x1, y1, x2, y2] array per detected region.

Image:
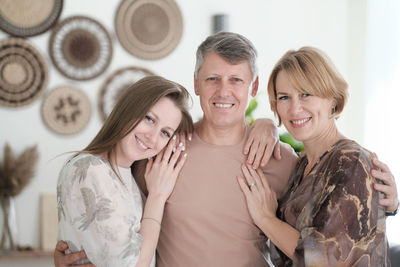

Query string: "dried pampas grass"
[[0, 144, 39, 198], [0, 144, 38, 250]]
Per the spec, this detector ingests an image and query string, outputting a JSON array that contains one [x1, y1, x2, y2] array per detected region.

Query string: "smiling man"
[[153, 32, 298, 267]]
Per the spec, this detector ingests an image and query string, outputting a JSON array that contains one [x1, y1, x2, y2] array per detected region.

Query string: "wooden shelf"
[[0, 250, 52, 259]]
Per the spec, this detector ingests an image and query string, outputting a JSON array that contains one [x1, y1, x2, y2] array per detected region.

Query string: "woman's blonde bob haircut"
[[267, 46, 348, 125], [79, 75, 193, 168]]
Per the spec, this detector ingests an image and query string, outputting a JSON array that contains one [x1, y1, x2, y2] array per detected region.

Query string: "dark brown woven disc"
[[0, 38, 48, 107], [0, 0, 63, 37], [115, 0, 183, 59], [98, 66, 154, 121], [49, 16, 112, 80]]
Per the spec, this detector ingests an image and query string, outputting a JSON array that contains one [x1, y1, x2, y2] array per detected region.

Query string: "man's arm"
[[371, 158, 399, 214], [54, 241, 94, 267], [244, 118, 281, 169]]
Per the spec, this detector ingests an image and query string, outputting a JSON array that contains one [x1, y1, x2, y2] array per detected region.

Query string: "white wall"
[[0, 0, 362, 265], [363, 0, 400, 245]]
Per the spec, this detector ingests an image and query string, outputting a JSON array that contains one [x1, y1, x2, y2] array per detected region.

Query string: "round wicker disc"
[[41, 86, 91, 135], [115, 0, 183, 59], [49, 16, 112, 80], [98, 66, 154, 121], [0, 38, 48, 108], [0, 0, 63, 37]]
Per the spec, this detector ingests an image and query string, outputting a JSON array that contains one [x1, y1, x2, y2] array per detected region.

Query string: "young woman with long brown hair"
[[57, 76, 193, 267]]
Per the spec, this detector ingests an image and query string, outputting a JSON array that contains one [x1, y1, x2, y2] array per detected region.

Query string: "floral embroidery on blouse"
[[57, 153, 151, 267]]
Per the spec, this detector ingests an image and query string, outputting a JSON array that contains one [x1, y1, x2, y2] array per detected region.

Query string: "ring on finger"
[[249, 182, 256, 189]]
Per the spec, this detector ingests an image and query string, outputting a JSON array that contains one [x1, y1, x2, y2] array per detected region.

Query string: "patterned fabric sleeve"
[[293, 148, 388, 266], [58, 156, 143, 267]]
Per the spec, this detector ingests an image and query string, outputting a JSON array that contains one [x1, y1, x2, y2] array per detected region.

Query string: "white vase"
[[0, 197, 18, 251]]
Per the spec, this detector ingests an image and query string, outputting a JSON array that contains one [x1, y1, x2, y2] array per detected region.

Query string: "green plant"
[[279, 132, 304, 152], [245, 98, 258, 125]]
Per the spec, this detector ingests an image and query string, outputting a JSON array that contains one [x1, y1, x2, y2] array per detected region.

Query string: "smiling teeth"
[[292, 118, 310, 125], [215, 103, 233, 108], [136, 137, 149, 149]]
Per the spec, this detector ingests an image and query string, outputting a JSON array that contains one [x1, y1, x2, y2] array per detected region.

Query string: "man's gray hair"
[[194, 32, 258, 82]]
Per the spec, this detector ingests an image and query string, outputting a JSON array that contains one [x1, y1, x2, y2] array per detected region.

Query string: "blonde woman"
[[238, 47, 396, 266]]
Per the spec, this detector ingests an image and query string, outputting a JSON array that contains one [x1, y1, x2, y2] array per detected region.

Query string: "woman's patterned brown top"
[[271, 139, 390, 266]]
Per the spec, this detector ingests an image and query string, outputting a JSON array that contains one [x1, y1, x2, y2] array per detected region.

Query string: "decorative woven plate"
[[98, 66, 154, 121], [41, 86, 91, 135], [49, 16, 112, 80], [115, 0, 183, 59], [0, 0, 63, 37], [0, 38, 48, 108]]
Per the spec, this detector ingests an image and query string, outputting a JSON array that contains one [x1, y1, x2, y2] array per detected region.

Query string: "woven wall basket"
[[41, 86, 91, 135], [0, 38, 48, 108], [49, 16, 112, 81], [115, 0, 183, 59], [0, 0, 63, 37], [98, 66, 154, 121]]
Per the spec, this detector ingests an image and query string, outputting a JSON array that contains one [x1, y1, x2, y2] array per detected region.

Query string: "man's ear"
[[251, 76, 259, 97], [194, 74, 200, 96]]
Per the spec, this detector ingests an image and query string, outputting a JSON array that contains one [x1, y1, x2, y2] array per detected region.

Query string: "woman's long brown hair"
[[77, 75, 193, 179]]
